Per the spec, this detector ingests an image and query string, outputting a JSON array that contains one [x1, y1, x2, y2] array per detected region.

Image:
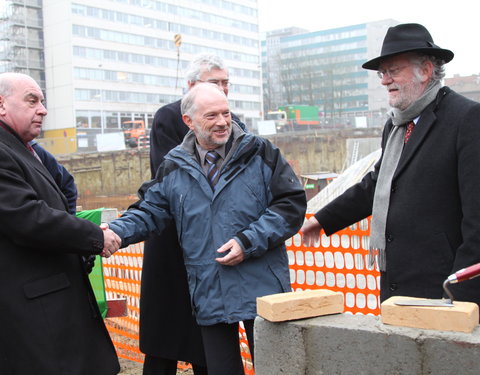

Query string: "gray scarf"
[[369, 81, 442, 271]]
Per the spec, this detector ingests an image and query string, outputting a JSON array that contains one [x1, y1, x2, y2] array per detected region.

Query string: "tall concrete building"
[[445, 74, 480, 103], [0, 0, 45, 90], [261, 20, 398, 128], [1, 0, 261, 152]]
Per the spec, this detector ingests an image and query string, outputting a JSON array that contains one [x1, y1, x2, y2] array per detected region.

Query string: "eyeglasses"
[[376, 65, 409, 79], [197, 79, 231, 88]]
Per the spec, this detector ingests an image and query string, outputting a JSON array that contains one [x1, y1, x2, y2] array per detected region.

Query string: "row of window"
[[107, 0, 257, 23], [75, 89, 261, 111], [281, 44, 367, 62], [283, 26, 366, 49], [73, 67, 261, 95], [277, 69, 368, 84], [76, 110, 153, 129], [75, 88, 179, 105], [72, 25, 259, 64], [283, 95, 368, 111], [73, 46, 260, 80], [76, 106, 258, 132], [73, 45, 185, 70], [267, 55, 368, 88], [282, 81, 368, 94], [229, 99, 260, 111], [72, 3, 258, 48], [185, 0, 256, 17], [74, 67, 177, 87]]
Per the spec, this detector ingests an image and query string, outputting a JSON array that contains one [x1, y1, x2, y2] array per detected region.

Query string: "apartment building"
[[261, 20, 398, 128], [1, 0, 262, 152], [445, 74, 480, 103], [0, 0, 45, 89]]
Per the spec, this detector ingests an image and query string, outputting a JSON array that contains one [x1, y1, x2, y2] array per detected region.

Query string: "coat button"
[[389, 283, 398, 292], [386, 234, 394, 242], [391, 185, 396, 193]]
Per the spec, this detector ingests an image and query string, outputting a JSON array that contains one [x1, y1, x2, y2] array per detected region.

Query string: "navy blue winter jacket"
[[109, 124, 306, 325]]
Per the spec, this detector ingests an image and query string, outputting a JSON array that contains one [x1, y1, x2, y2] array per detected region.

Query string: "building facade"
[[2, 0, 262, 153], [0, 0, 45, 89], [445, 74, 480, 103], [261, 20, 398, 129]]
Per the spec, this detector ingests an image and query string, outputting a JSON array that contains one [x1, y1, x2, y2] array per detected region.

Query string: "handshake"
[[100, 223, 121, 258]]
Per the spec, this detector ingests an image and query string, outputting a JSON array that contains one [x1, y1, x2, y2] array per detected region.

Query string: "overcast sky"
[[257, 0, 478, 77]]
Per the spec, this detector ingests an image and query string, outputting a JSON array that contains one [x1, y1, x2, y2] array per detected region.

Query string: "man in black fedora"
[[301, 23, 480, 305]]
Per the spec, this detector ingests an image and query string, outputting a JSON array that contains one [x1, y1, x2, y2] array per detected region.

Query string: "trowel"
[[394, 262, 480, 307]]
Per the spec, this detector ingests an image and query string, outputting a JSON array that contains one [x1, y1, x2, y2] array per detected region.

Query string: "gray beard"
[[387, 81, 442, 125]]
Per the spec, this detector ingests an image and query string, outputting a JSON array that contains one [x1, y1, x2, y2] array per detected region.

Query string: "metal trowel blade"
[[394, 298, 454, 307]]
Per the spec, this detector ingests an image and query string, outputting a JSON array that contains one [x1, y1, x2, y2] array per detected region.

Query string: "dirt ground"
[[119, 358, 194, 375]]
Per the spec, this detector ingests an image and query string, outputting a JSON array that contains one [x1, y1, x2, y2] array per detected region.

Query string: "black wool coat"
[[141, 100, 206, 364], [0, 125, 119, 375], [316, 88, 480, 305]]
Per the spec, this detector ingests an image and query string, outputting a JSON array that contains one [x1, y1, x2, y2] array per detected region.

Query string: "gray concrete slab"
[[254, 313, 480, 375]]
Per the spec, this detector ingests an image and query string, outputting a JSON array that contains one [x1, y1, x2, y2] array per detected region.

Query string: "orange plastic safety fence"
[[289, 215, 380, 315], [103, 243, 144, 363], [102, 242, 254, 374], [102, 216, 378, 373]]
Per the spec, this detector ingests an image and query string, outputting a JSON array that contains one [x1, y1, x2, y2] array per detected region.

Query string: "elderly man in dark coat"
[[301, 23, 480, 305], [0, 72, 121, 375]]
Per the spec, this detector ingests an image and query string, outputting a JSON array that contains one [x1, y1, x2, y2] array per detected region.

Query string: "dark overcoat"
[[0, 125, 119, 375], [141, 100, 206, 364], [316, 87, 480, 304]]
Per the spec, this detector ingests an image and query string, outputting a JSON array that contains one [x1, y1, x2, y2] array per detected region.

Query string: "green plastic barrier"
[[76, 208, 108, 318]]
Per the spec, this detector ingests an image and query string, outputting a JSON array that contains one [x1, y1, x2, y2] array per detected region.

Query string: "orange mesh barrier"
[[103, 242, 254, 374], [103, 243, 144, 363], [288, 215, 380, 315], [102, 216, 379, 373]]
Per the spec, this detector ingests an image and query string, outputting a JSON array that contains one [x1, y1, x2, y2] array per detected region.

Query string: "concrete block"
[[254, 318, 307, 374], [381, 296, 479, 333], [256, 289, 343, 322], [254, 314, 480, 375]]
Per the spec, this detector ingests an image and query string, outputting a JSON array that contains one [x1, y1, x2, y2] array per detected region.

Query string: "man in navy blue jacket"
[[106, 83, 306, 375]]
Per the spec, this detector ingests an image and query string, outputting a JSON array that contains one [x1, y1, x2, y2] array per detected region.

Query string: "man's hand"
[[300, 216, 323, 247], [100, 223, 121, 258], [216, 239, 245, 266]]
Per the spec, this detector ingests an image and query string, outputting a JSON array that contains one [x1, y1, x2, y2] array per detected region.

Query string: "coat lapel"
[[0, 128, 70, 211], [392, 86, 451, 179], [393, 109, 436, 179]]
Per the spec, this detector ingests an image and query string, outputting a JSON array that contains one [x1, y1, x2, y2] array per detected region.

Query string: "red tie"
[[26, 143, 42, 162], [404, 121, 415, 144]]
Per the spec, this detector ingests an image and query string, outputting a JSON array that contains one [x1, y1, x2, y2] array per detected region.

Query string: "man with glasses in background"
[[301, 23, 480, 307], [141, 54, 246, 375]]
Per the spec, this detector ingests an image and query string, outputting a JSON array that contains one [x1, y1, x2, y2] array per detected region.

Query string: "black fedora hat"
[[362, 23, 454, 70]]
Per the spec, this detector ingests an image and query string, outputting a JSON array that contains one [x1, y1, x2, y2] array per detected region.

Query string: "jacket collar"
[[178, 120, 247, 164]]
